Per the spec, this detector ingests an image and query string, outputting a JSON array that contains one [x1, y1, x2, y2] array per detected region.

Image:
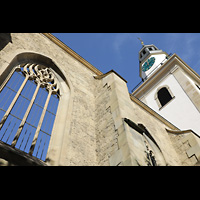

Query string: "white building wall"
[[142, 74, 200, 135]]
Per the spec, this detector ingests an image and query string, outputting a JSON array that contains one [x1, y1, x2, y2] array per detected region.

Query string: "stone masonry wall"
[[1, 33, 199, 166], [0, 33, 99, 165], [168, 130, 200, 166], [95, 71, 183, 166], [94, 80, 119, 165]]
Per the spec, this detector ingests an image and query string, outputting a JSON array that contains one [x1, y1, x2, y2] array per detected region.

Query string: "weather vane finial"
[[138, 37, 145, 47]]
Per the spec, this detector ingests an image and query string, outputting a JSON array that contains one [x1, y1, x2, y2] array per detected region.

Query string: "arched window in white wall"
[[154, 85, 175, 110], [0, 63, 59, 161], [157, 87, 172, 107]]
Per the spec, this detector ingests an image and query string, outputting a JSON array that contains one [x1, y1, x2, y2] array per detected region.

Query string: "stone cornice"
[[166, 128, 200, 139], [94, 69, 127, 83]]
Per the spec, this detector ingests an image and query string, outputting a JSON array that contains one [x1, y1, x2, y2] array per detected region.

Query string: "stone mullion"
[[0, 65, 21, 93], [29, 90, 52, 155], [0, 72, 29, 130], [11, 82, 41, 147]]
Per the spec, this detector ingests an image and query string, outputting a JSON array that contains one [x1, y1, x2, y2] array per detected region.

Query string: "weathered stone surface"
[[0, 33, 200, 166]]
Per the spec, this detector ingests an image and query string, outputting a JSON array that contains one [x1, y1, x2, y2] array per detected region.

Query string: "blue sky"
[[52, 33, 200, 92]]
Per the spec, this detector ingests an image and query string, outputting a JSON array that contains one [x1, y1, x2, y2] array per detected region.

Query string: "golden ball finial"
[[138, 37, 145, 47]]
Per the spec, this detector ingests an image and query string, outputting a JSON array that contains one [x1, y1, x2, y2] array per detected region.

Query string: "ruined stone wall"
[[0, 33, 99, 165]]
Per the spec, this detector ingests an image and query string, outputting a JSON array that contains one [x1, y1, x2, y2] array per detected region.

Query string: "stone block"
[[186, 144, 200, 157], [113, 116, 123, 130], [118, 131, 127, 148], [117, 123, 126, 135], [120, 142, 131, 162], [109, 149, 123, 166], [123, 156, 133, 166]]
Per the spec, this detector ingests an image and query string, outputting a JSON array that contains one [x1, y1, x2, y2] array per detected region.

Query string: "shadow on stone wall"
[[0, 140, 46, 166], [0, 33, 12, 51]]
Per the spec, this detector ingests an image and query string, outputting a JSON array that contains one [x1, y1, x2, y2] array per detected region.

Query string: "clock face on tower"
[[142, 57, 156, 72]]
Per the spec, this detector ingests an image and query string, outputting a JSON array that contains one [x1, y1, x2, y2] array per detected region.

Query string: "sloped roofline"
[[42, 33, 179, 131], [41, 33, 103, 76]]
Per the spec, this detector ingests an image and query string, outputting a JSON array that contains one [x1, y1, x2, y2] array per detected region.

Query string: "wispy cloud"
[[163, 33, 182, 53], [113, 34, 131, 52], [164, 33, 197, 59], [181, 34, 196, 61], [163, 33, 200, 73], [112, 33, 137, 58]]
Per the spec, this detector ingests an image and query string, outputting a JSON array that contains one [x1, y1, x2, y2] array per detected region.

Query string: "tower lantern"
[[138, 43, 169, 81]]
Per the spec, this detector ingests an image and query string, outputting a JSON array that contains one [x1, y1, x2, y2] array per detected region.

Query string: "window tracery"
[[124, 118, 166, 166], [144, 140, 157, 166], [0, 63, 59, 161]]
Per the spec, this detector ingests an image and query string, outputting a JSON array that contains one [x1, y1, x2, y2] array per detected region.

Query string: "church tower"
[[132, 41, 200, 137], [139, 43, 171, 81]]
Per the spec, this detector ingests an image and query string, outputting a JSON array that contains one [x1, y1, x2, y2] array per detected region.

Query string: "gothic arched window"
[[0, 63, 59, 161], [157, 87, 173, 107]]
